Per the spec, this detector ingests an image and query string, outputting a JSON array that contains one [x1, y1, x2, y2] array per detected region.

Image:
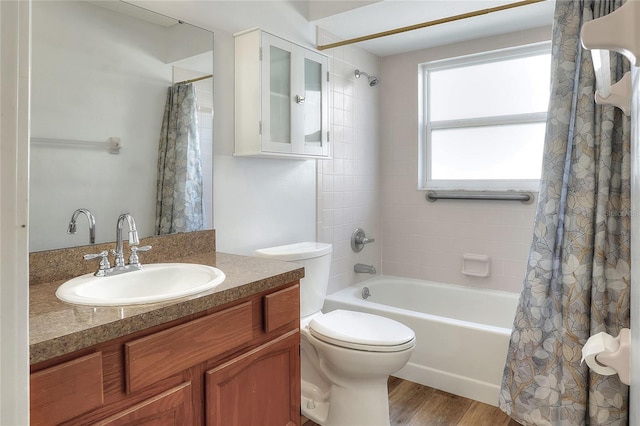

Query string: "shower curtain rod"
[[316, 0, 545, 51], [176, 74, 213, 85]]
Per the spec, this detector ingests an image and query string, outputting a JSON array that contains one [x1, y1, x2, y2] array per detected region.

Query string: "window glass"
[[431, 123, 546, 180], [421, 43, 551, 190], [430, 54, 551, 121]]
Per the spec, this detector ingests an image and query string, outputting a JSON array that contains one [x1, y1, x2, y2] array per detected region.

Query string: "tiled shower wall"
[[379, 28, 549, 293], [380, 190, 537, 293], [316, 29, 382, 295]]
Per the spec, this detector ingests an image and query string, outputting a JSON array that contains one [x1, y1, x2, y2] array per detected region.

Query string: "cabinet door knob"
[[295, 95, 306, 104]]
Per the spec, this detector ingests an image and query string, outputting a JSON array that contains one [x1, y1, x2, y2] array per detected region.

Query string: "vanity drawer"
[[264, 284, 299, 333], [125, 302, 253, 393], [31, 352, 104, 425]]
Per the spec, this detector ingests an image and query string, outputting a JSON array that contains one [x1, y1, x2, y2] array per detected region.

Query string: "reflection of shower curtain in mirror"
[[155, 83, 204, 235]]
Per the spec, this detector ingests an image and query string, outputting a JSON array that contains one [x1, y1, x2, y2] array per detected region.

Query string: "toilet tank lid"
[[254, 242, 333, 261]]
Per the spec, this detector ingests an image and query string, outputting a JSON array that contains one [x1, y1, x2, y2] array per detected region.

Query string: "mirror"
[[29, 0, 214, 252]]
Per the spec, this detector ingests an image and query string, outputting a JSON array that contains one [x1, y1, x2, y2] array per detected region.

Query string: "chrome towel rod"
[[426, 191, 534, 204]]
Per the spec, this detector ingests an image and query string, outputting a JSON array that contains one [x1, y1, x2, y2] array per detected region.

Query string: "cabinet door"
[[262, 33, 294, 155], [205, 330, 300, 426], [95, 382, 193, 426], [31, 352, 104, 425], [300, 49, 328, 157]]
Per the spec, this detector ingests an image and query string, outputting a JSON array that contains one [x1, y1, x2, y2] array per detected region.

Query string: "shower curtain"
[[155, 82, 204, 235], [499, 1, 630, 425]]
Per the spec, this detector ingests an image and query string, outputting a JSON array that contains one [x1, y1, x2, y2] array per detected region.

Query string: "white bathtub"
[[323, 275, 519, 407]]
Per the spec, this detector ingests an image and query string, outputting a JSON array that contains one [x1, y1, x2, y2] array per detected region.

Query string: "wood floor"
[[301, 377, 522, 426]]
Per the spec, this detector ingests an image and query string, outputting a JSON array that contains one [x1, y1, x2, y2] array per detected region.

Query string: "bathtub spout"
[[354, 263, 376, 274]]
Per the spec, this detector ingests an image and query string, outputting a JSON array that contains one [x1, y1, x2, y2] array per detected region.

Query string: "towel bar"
[[31, 137, 121, 154]]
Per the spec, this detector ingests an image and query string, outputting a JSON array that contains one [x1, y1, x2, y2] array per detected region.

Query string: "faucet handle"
[[111, 248, 125, 268], [83, 250, 111, 275], [351, 228, 375, 252], [129, 245, 152, 266]]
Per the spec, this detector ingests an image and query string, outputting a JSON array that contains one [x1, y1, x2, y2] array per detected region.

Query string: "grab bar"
[[425, 191, 534, 204]]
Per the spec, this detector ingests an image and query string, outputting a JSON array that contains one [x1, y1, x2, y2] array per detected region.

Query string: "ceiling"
[[118, 0, 556, 58], [310, 0, 555, 57]]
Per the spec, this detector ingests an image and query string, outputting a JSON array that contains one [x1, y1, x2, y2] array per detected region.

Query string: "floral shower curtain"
[[499, 1, 630, 425], [155, 82, 204, 235]]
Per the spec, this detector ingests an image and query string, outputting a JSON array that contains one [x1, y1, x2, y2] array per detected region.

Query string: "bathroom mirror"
[[29, 0, 214, 252]]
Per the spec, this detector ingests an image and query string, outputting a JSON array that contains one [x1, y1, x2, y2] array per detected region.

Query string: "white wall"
[[317, 29, 382, 294], [379, 27, 551, 293]]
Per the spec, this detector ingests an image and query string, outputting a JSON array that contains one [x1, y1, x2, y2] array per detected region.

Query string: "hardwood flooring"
[[301, 377, 522, 426]]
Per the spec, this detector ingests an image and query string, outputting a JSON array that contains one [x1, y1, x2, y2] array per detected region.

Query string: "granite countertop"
[[30, 237, 304, 365]]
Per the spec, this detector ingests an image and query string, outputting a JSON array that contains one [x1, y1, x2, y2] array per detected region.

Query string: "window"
[[419, 43, 551, 191]]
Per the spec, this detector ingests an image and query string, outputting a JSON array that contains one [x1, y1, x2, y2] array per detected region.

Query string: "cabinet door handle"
[[295, 95, 306, 104]]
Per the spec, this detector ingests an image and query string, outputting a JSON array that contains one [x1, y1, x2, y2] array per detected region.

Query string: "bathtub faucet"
[[354, 263, 376, 274]]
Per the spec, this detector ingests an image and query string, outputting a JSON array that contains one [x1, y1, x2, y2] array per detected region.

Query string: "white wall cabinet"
[[234, 28, 330, 159]]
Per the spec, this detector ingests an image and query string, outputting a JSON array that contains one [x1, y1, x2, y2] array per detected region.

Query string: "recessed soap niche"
[[461, 253, 491, 278]]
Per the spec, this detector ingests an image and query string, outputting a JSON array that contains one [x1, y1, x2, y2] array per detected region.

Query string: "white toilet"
[[254, 242, 415, 426]]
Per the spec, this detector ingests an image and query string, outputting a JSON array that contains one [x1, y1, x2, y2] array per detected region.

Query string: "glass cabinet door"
[[260, 32, 328, 157], [301, 50, 328, 156], [303, 58, 321, 144], [269, 45, 291, 145], [261, 34, 294, 154]]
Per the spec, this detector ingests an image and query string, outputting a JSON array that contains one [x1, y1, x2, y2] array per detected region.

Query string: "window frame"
[[418, 41, 552, 191]]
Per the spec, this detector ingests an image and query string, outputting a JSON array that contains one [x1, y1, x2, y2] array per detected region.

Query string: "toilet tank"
[[254, 242, 332, 318]]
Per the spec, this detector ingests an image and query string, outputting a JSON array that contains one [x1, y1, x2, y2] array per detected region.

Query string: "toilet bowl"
[[254, 242, 415, 426]]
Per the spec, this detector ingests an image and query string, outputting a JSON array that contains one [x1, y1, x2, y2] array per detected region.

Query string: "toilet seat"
[[309, 310, 415, 352]]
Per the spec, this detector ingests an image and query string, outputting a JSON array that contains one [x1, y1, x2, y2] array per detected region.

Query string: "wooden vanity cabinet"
[[206, 330, 300, 426], [30, 282, 301, 426], [30, 352, 105, 425], [96, 382, 194, 426]]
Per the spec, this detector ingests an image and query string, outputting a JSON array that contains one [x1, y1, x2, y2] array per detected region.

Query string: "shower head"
[[354, 69, 380, 87]]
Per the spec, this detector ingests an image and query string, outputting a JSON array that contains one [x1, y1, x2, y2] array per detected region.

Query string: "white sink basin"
[[55, 263, 225, 306]]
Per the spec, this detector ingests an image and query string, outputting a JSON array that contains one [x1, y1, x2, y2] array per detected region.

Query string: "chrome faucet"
[[84, 213, 152, 276], [67, 208, 96, 244], [114, 213, 140, 268], [354, 263, 376, 274]]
